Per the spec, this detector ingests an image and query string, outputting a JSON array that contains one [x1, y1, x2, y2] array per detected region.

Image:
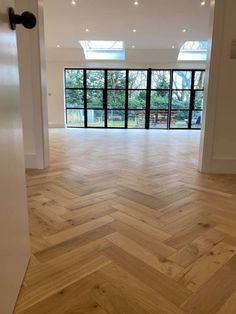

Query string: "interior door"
[[0, 1, 30, 313]]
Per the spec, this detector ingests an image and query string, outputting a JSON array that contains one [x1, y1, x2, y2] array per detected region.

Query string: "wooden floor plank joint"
[[14, 129, 236, 314]]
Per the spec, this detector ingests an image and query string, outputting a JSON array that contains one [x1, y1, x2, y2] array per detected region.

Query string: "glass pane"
[[107, 110, 125, 128], [178, 42, 208, 61], [194, 71, 205, 89], [151, 71, 170, 89], [65, 70, 84, 88], [87, 70, 105, 88], [66, 109, 84, 127], [191, 111, 202, 128], [171, 110, 189, 128], [171, 91, 190, 109], [151, 91, 169, 109], [128, 110, 145, 128], [87, 110, 105, 127], [85, 40, 124, 50], [87, 90, 103, 108], [172, 71, 192, 89], [128, 71, 147, 89], [65, 90, 84, 108], [150, 110, 168, 129], [194, 91, 204, 110], [107, 70, 126, 89], [107, 90, 125, 109], [128, 90, 146, 109]]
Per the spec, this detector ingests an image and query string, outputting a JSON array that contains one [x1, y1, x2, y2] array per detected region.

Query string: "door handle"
[[8, 7, 37, 30]]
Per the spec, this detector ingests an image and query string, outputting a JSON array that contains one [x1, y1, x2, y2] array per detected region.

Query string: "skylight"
[[80, 41, 125, 60], [178, 41, 208, 61]]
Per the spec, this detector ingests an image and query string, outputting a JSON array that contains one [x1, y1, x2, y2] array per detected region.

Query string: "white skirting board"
[[24, 153, 38, 169], [24, 153, 48, 169]]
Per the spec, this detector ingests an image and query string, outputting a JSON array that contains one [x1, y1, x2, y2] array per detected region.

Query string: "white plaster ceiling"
[[43, 0, 210, 50]]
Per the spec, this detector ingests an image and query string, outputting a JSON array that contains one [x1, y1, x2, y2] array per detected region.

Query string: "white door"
[[0, 1, 30, 313]]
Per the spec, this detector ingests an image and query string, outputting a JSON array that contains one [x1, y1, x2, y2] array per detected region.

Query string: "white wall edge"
[[199, 0, 226, 173], [49, 123, 65, 128]]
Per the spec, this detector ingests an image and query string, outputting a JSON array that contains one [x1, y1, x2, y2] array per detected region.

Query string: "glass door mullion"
[[189, 70, 195, 129], [168, 70, 173, 129], [125, 70, 129, 128], [104, 70, 108, 128], [84, 69, 87, 128], [145, 68, 151, 129]]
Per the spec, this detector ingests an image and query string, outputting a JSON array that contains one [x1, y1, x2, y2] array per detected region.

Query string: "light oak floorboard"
[[14, 129, 236, 314]]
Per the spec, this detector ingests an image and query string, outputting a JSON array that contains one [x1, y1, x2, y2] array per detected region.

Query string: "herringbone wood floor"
[[14, 129, 236, 314]]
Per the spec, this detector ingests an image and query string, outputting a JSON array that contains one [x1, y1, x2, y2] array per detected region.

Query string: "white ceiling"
[[43, 0, 210, 50]]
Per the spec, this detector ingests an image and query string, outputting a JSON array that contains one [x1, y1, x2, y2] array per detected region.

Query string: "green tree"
[[107, 71, 126, 109], [65, 69, 205, 127], [65, 70, 83, 88]]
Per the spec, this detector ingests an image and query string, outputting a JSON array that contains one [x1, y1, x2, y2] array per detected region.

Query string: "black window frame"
[[64, 68, 205, 130]]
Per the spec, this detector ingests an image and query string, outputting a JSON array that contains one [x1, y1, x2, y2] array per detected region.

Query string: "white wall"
[[199, 0, 236, 174], [16, 0, 49, 169], [46, 61, 65, 128], [46, 56, 206, 128]]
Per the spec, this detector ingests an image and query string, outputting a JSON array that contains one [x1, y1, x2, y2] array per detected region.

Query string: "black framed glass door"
[[86, 70, 106, 127], [64, 68, 205, 130], [127, 70, 147, 129], [149, 70, 170, 129], [170, 70, 192, 129], [107, 70, 126, 128], [191, 71, 205, 129], [65, 69, 85, 127]]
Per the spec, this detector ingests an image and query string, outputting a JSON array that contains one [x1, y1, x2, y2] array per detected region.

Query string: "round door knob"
[[9, 7, 37, 30]]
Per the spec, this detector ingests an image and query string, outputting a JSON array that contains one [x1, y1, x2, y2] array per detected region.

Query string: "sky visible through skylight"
[[80, 40, 125, 60], [178, 41, 208, 61], [86, 41, 124, 50]]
